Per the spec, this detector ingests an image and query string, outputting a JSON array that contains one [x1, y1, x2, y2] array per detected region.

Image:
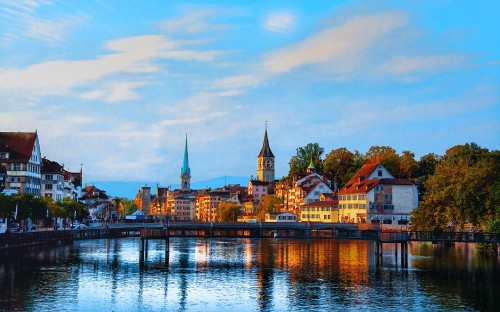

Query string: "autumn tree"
[[411, 143, 499, 231], [399, 150, 418, 179], [364, 146, 401, 177], [288, 143, 324, 180], [257, 194, 282, 222], [216, 201, 240, 222], [323, 147, 363, 188]]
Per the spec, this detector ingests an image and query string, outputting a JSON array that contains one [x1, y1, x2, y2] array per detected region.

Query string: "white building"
[[338, 163, 418, 227], [0, 132, 42, 196]]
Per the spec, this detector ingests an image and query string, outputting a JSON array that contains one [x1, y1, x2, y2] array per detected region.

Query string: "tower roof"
[[258, 128, 274, 158], [181, 133, 190, 178]]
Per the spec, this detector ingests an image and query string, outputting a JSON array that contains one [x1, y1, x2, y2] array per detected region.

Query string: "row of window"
[[370, 204, 394, 210], [277, 216, 296, 220], [340, 194, 367, 201], [339, 204, 367, 209], [303, 207, 336, 212], [301, 214, 332, 220]]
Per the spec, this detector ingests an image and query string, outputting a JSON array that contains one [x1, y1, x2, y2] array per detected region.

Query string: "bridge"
[[1, 222, 499, 251]]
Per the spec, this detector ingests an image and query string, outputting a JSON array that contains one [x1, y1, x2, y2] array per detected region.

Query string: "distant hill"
[[90, 176, 250, 199]]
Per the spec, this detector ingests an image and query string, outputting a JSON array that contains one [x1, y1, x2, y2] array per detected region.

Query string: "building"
[[338, 163, 418, 227], [80, 185, 110, 219], [0, 131, 42, 196], [63, 169, 83, 200], [301, 199, 339, 223], [248, 126, 276, 202], [41, 157, 65, 201], [264, 212, 297, 222], [284, 162, 333, 215], [134, 186, 152, 215]]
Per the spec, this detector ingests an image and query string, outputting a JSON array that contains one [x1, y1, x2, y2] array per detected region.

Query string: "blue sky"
[[1, 0, 499, 185]]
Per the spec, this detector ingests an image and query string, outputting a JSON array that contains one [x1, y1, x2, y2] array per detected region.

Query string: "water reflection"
[[0, 238, 498, 311]]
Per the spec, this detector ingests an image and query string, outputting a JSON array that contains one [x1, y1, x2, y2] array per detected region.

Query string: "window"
[[347, 195, 351, 200], [378, 170, 382, 177], [46, 174, 53, 181], [13, 163, 21, 171], [45, 184, 53, 190], [352, 195, 357, 200], [385, 194, 392, 200]]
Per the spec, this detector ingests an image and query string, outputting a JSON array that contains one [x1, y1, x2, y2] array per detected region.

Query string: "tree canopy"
[[288, 143, 324, 180], [411, 143, 499, 231]]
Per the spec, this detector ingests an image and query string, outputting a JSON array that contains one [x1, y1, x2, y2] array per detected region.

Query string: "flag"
[[14, 202, 18, 219], [46, 208, 49, 219], [74, 210, 76, 219]]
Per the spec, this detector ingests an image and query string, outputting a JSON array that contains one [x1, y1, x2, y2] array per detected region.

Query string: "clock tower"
[[257, 125, 275, 182]]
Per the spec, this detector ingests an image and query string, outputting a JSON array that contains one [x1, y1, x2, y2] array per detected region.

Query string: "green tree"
[[288, 143, 324, 180], [411, 143, 499, 231], [257, 194, 282, 221], [120, 198, 138, 215], [216, 201, 240, 222], [323, 147, 363, 188]]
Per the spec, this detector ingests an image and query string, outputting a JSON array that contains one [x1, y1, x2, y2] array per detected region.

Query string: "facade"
[[63, 170, 83, 200], [134, 186, 151, 215], [248, 179, 269, 202], [80, 185, 110, 219], [167, 189, 197, 221], [265, 212, 297, 222], [195, 189, 231, 221], [338, 163, 418, 227], [285, 172, 333, 215], [41, 158, 65, 201], [301, 199, 339, 223], [0, 132, 42, 196]]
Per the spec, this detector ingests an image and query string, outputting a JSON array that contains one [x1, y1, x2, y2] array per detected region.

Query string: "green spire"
[[181, 132, 190, 178], [308, 158, 315, 170]]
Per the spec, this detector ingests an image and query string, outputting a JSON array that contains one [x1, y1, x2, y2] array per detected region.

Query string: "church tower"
[[257, 124, 275, 182], [180, 133, 191, 191]]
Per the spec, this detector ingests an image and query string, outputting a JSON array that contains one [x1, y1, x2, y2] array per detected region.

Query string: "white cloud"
[[211, 74, 262, 89], [160, 9, 230, 35], [0, 34, 223, 100], [377, 54, 467, 76], [264, 12, 296, 33], [262, 12, 408, 74]]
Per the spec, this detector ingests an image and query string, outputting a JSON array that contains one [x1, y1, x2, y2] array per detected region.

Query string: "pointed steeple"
[[258, 123, 274, 158], [181, 132, 190, 178], [307, 157, 316, 173]]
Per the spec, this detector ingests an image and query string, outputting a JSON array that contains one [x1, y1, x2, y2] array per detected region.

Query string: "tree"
[[216, 201, 240, 222], [364, 146, 401, 177], [399, 150, 418, 179], [257, 194, 282, 221], [411, 143, 499, 231], [288, 143, 324, 180], [323, 147, 363, 188]]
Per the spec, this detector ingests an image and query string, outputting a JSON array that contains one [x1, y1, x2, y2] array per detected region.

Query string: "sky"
[[1, 0, 499, 186]]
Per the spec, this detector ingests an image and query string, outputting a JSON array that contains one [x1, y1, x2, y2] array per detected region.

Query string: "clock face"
[[264, 158, 274, 169]]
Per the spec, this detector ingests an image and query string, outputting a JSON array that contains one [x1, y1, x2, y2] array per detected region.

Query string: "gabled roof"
[[345, 162, 379, 186], [339, 178, 413, 195], [42, 157, 64, 174], [258, 129, 274, 158], [0, 132, 38, 163]]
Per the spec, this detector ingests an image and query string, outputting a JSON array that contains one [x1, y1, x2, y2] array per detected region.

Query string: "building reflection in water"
[[0, 237, 498, 311]]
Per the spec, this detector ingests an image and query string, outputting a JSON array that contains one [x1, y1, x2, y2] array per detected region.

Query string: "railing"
[[1, 223, 500, 249]]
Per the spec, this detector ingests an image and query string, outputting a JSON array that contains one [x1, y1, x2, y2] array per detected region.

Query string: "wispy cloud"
[[377, 54, 467, 76], [0, 0, 86, 45], [262, 12, 408, 74], [160, 9, 230, 35], [0, 34, 223, 101], [264, 11, 296, 33]]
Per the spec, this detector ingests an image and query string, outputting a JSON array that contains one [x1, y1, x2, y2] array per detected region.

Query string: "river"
[[0, 237, 499, 311]]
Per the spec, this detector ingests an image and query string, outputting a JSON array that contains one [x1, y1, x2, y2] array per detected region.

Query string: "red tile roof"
[[339, 178, 413, 195], [302, 199, 339, 208], [0, 132, 37, 163]]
